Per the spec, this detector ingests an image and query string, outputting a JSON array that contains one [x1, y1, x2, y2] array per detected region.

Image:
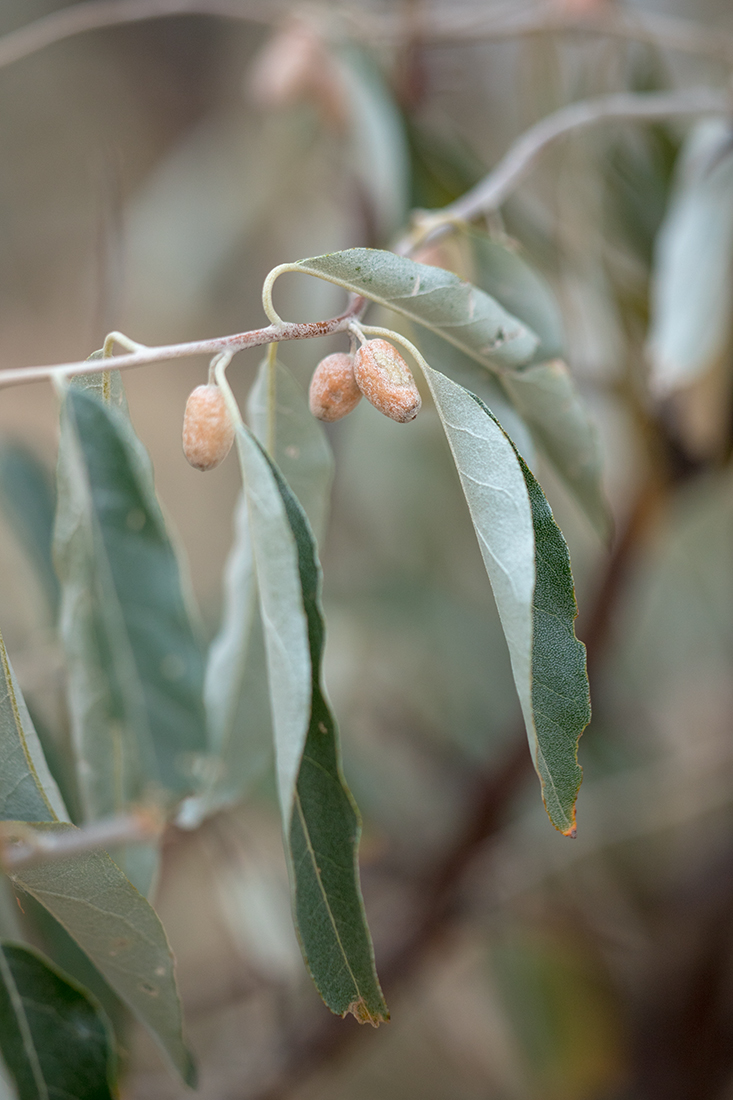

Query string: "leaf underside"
[[237, 428, 388, 1024], [423, 366, 588, 834]]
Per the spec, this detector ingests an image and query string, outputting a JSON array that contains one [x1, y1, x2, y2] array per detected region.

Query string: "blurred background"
[[1, 0, 733, 1097]]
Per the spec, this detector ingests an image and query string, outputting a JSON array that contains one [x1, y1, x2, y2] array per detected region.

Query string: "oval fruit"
[[309, 352, 362, 422], [182, 384, 235, 471], [353, 339, 421, 423]]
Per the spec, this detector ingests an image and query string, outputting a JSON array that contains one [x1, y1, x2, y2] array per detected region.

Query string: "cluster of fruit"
[[181, 338, 420, 472]]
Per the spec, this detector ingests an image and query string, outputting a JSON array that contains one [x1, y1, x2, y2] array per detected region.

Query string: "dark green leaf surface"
[[0, 629, 67, 825], [236, 426, 387, 1024], [0, 942, 115, 1100], [422, 366, 588, 833], [10, 828, 194, 1085], [293, 248, 539, 369], [55, 387, 206, 811], [0, 444, 59, 616]]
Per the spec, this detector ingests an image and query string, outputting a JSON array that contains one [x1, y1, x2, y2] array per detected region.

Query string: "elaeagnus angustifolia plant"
[[0, 2, 730, 1097]]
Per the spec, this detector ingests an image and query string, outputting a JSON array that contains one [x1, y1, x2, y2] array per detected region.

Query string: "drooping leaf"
[[0, 620, 190, 1082], [0, 628, 68, 825], [190, 359, 334, 824], [54, 386, 207, 829], [648, 119, 733, 393], [9, 826, 194, 1086], [0, 942, 116, 1100], [235, 426, 388, 1024], [292, 248, 539, 370], [421, 365, 588, 834], [0, 443, 58, 616]]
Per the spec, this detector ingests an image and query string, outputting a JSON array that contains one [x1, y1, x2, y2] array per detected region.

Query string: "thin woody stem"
[[0, 297, 366, 390], [402, 88, 733, 253]]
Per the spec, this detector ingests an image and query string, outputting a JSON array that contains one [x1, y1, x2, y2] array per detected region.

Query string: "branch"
[[403, 88, 732, 252], [0, 297, 366, 390]]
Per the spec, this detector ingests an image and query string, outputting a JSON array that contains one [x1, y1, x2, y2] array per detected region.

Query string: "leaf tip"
[[346, 998, 390, 1027]]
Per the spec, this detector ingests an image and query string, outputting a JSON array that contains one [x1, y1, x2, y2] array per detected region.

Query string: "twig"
[[0, 809, 163, 871], [0, 297, 366, 390], [402, 88, 733, 252]]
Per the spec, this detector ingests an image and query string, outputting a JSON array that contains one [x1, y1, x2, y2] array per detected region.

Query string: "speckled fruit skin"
[[353, 340, 421, 423], [309, 352, 362, 422], [182, 384, 235, 471]]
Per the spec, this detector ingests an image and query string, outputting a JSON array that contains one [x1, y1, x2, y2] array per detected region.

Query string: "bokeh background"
[[1, 0, 733, 1097]]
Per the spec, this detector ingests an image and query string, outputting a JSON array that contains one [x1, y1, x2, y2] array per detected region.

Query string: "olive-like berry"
[[309, 352, 362, 422], [353, 339, 421, 423], [182, 384, 235, 471]]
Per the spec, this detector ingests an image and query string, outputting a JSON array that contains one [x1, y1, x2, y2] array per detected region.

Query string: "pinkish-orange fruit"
[[353, 340, 421, 423], [309, 352, 362, 422], [182, 384, 234, 471]]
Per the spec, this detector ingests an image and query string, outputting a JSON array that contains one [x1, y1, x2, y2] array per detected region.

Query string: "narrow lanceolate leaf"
[[0, 443, 59, 616], [236, 426, 387, 1024], [649, 119, 733, 393], [9, 827, 194, 1086], [293, 248, 539, 370], [0, 942, 116, 1100], [422, 366, 588, 834], [0, 626, 192, 1083], [195, 360, 334, 823], [55, 386, 206, 816], [0, 628, 67, 825]]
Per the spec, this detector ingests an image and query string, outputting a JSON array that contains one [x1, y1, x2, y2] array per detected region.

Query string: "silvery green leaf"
[[194, 360, 333, 824], [236, 426, 387, 1024], [9, 828, 194, 1086], [422, 365, 589, 834], [294, 248, 539, 370], [0, 628, 68, 825], [648, 119, 733, 393], [55, 388, 207, 819], [0, 443, 58, 616], [0, 943, 116, 1100]]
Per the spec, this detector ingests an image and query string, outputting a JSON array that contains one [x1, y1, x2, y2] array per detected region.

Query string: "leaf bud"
[[182, 384, 234, 471], [309, 352, 362, 422], [353, 339, 421, 423]]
